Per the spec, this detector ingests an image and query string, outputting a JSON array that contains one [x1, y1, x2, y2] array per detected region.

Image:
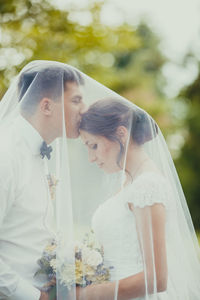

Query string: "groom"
[[0, 63, 85, 300]]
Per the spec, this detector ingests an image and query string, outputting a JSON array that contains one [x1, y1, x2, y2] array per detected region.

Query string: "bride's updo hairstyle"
[[80, 98, 158, 167]]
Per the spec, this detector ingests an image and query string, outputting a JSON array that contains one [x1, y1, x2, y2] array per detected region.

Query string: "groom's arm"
[[0, 231, 41, 300], [0, 162, 41, 300], [0, 269, 41, 300], [0, 211, 41, 299]]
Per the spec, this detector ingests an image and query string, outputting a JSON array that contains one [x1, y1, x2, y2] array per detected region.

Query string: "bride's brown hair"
[[79, 98, 158, 166]]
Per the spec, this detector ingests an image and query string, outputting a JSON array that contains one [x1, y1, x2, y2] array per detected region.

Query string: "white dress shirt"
[[0, 116, 56, 300]]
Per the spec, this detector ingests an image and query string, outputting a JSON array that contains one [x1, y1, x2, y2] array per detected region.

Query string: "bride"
[[77, 97, 200, 300]]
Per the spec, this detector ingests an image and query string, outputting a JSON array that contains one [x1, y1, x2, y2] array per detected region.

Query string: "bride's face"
[[80, 130, 121, 173]]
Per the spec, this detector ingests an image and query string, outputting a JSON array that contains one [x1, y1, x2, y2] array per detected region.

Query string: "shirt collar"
[[14, 115, 44, 156]]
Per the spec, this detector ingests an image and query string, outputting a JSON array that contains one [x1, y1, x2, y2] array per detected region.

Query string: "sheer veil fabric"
[[0, 60, 200, 300]]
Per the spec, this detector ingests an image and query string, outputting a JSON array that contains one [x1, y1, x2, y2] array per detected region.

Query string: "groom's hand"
[[39, 291, 49, 300]]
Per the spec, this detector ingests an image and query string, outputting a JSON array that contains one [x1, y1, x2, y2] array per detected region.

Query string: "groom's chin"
[[66, 130, 80, 139]]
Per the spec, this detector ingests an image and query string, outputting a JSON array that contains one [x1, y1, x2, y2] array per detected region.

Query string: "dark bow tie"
[[40, 141, 53, 160]]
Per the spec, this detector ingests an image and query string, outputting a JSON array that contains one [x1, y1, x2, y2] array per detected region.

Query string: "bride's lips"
[[97, 163, 104, 168]]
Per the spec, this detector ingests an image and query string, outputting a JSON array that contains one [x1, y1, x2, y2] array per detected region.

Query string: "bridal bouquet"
[[35, 231, 113, 299]]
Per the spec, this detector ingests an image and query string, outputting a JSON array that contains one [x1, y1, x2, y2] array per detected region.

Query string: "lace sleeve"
[[124, 172, 171, 208]]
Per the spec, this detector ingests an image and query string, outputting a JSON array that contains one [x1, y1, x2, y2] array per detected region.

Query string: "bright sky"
[[104, 0, 200, 96], [51, 0, 200, 96]]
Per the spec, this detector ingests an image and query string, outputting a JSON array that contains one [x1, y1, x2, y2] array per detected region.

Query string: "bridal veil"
[[0, 60, 200, 300]]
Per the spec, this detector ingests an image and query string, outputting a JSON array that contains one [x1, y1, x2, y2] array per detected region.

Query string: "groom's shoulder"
[[0, 124, 21, 165]]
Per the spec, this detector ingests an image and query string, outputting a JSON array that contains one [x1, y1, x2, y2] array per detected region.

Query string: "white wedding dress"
[[91, 171, 183, 300]]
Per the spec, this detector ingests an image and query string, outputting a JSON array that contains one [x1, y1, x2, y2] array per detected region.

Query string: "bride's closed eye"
[[90, 144, 97, 150], [83, 139, 98, 150]]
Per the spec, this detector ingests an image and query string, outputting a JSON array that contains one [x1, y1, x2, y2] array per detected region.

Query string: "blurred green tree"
[[0, 0, 139, 93], [175, 62, 200, 229], [0, 0, 172, 133]]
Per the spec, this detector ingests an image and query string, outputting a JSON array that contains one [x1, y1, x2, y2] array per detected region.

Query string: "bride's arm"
[[118, 203, 168, 299], [77, 203, 167, 300]]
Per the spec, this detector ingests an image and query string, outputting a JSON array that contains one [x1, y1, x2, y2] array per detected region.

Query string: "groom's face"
[[61, 81, 85, 138]]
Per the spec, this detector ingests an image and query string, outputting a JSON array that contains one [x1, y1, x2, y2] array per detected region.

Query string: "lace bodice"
[[92, 172, 173, 282]]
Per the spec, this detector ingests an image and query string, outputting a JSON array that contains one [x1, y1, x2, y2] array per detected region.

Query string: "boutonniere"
[[47, 174, 58, 200]]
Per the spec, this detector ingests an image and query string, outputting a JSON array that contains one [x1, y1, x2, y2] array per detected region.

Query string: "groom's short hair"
[[18, 64, 84, 114]]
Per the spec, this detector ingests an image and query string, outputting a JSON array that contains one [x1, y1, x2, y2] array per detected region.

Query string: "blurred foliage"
[[1, 0, 198, 227], [197, 232, 200, 245], [175, 61, 200, 229], [0, 0, 173, 135]]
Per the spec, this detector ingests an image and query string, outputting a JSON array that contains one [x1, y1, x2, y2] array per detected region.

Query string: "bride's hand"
[[74, 286, 88, 300], [66, 286, 83, 300], [76, 286, 82, 299], [39, 291, 49, 300]]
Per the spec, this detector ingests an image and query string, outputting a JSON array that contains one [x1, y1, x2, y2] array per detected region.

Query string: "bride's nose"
[[88, 150, 97, 163]]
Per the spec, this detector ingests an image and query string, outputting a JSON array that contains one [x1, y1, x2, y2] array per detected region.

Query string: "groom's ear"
[[40, 97, 53, 116]]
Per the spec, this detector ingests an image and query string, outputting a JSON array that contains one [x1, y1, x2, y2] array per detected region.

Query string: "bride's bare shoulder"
[[136, 158, 162, 178]]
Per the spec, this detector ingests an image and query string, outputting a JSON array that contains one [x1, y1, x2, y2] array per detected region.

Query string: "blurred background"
[[0, 0, 199, 236]]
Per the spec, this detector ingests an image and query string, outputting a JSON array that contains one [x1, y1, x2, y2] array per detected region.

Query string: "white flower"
[[75, 241, 85, 250], [59, 264, 75, 288], [82, 248, 103, 267], [50, 259, 57, 272]]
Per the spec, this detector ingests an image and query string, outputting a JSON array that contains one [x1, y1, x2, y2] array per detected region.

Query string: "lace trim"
[[124, 173, 170, 208]]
